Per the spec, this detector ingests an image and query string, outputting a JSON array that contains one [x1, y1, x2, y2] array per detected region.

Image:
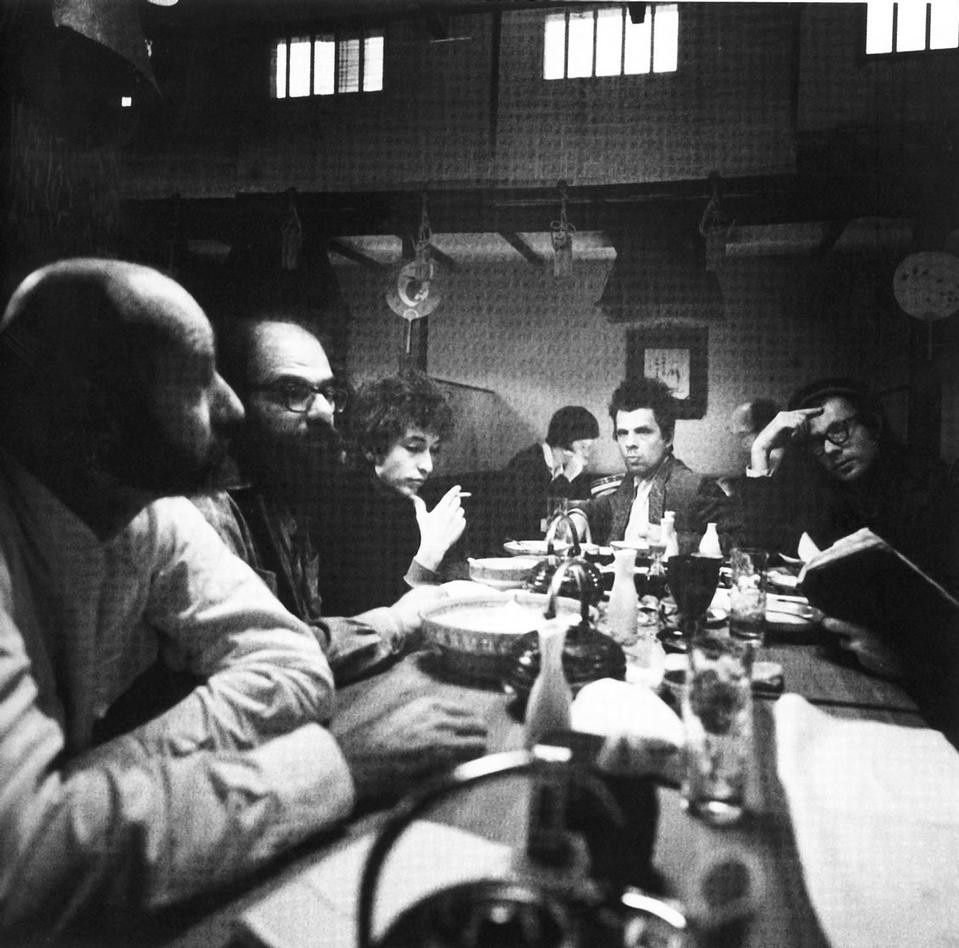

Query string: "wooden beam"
[[325, 239, 386, 271], [499, 231, 543, 267]]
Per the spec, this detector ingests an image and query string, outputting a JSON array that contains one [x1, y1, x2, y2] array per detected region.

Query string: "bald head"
[[0, 258, 243, 526]]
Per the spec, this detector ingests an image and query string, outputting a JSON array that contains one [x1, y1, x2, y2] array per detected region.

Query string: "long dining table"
[[140, 620, 930, 948]]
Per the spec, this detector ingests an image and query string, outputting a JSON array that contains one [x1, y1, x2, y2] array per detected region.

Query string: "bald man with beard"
[[0, 260, 485, 941]]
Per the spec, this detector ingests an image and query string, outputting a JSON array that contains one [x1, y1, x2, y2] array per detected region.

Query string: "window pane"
[[363, 33, 384, 91], [567, 10, 594, 77], [624, 8, 652, 74], [866, 0, 895, 53], [930, 0, 959, 48], [338, 37, 360, 92], [595, 8, 623, 76], [653, 4, 679, 73], [273, 40, 287, 98], [314, 36, 335, 95], [544, 12, 566, 79], [896, 1, 928, 51], [288, 37, 311, 97]]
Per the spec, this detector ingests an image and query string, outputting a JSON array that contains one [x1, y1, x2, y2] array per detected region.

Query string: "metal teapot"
[[357, 747, 683, 948], [526, 511, 604, 605], [506, 561, 627, 705]]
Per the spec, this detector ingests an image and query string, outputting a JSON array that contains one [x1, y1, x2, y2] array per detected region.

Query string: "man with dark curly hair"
[[317, 370, 467, 616], [569, 377, 726, 549]]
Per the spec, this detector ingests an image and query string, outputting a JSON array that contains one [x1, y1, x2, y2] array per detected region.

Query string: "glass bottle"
[[698, 522, 722, 558], [661, 510, 679, 561], [606, 547, 640, 647], [524, 620, 572, 748]]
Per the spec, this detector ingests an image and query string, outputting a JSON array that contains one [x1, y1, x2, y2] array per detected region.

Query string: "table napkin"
[[571, 678, 684, 776], [235, 820, 512, 948], [774, 694, 959, 947]]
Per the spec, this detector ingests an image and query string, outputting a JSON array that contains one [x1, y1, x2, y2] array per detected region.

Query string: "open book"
[[798, 528, 959, 648]]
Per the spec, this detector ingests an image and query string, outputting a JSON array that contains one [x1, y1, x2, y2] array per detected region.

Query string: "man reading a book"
[[738, 377, 958, 596]]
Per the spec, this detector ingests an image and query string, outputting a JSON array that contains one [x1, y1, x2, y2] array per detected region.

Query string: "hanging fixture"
[[280, 187, 303, 271], [698, 172, 732, 272], [893, 250, 959, 358], [550, 179, 576, 278], [596, 207, 724, 324], [386, 193, 445, 321]]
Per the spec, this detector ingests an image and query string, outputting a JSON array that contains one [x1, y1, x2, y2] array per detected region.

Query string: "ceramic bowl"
[[421, 592, 587, 681]]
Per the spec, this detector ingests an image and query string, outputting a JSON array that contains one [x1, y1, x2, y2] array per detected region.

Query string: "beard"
[[237, 418, 344, 506]]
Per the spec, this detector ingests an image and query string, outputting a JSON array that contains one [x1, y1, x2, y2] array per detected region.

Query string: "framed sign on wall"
[[626, 326, 708, 419]]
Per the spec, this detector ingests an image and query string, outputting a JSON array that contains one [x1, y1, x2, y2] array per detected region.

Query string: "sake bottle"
[[525, 620, 572, 748], [698, 522, 722, 558], [661, 510, 679, 561], [606, 547, 640, 647]]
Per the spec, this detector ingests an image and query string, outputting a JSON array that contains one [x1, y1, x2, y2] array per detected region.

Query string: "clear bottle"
[[698, 522, 722, 558], [524, 620, 572, 748], [661, 510, 679, 561], [606, 547, 640, 646]]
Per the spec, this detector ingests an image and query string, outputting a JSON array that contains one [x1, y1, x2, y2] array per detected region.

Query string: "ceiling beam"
[[499, 231, 543, 267]]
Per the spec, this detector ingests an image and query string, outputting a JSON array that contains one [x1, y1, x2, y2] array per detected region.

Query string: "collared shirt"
[[0, 452, 354, 933], [623, 476, 655, 542], [541, 441, 564, 480]]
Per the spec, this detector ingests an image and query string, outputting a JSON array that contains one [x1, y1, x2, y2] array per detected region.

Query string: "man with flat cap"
[[0, 259, 486, 940]]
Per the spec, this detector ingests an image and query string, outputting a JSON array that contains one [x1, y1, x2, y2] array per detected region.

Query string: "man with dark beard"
[[0, 261, 486, 941], [194, 315, 446, 681]]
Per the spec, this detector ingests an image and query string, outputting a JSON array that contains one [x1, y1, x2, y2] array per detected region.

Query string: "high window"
[[865, 0, 959, 54], [272, 30, 384, 98], [543, 4, 678, 80]]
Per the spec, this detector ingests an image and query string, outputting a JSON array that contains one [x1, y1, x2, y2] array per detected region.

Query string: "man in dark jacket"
[[569, 378, 726, 549]]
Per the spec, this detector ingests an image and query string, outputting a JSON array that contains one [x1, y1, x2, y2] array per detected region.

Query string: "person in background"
[[737, 376, 958, 593], [568, 377, 727, 549], [316, 370, 467, 617], [717, 397, 782, 496], [0, 261, 486, 940], [500, 405, 600, 539], [196, 317, 461, 682]]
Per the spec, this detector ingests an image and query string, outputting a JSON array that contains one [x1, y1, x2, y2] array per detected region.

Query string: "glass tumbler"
[[681, 632, 754, 825], [728, 547, 768, 643]]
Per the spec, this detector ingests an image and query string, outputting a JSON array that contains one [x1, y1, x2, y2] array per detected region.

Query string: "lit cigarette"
[[458, 492, 473, 498]]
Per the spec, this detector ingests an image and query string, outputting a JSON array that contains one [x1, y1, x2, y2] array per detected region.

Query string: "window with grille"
[[543, 4, 678, 80], [865, 0, 959, 54], [272, 30, 384, 98]]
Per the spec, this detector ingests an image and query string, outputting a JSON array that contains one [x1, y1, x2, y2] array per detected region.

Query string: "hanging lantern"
[[386, 194, 445, 320], [550, 180, 576, 278]]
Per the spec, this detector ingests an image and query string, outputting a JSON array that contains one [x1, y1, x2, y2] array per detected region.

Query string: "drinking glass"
[[682, 631, 754, 825], [665, 553, 722, 643], [728, 548, 768, 643]]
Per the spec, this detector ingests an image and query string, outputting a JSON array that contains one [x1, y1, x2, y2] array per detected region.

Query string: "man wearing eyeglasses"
[[739, 377, 957, 594], [194, 315, 454, 682]]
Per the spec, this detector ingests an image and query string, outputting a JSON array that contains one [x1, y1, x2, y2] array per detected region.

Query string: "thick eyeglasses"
[[254, 380, 348, 414], [806, 415, 859, 456]]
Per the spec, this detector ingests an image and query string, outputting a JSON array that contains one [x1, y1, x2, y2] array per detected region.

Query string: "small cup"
[[681, 632, 754, 825], [728, 548, 768, 644]]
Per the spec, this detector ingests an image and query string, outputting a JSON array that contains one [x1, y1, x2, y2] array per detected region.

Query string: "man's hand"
[[387, 584, 448, 639], [415, 486, 467, 571], [331, 690, 488, 808], [822, 616, 906, 680], [749, 407, 824, 474]]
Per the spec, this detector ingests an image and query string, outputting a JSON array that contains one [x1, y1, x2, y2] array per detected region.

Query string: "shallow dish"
[[421, 592, 586, 681], [467, 556, 541, 590], [765, 595, 823, 635], [503, 539, 552, 557]]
